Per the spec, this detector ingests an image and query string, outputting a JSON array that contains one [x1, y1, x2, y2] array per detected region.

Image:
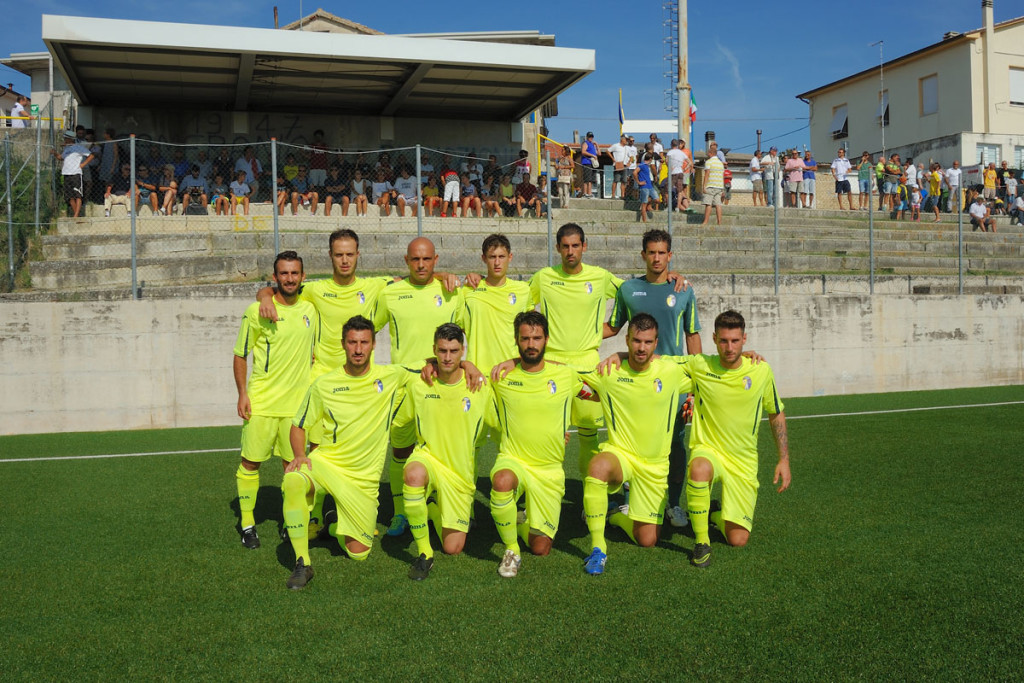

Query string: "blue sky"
[[2, 1, 1018, 153]]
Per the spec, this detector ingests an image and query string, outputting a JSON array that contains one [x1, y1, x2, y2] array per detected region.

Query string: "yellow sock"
[[583, 476, 609, 553], [281, 472, 310, 564], [490, 488, 519, 552], [310, 487, 326, 524], [517, 521, 531, 546], [710, 509, 724, 539], [427, 501, 442, 540], [577, 429, 599, 478], [609, 510, 636, 544], [403, 484, 432, 558], [389, 455, 407, 517], [686, 478, 711, 545], [235, 464, 259, 529]]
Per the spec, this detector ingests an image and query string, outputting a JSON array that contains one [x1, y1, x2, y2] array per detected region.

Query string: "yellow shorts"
[[408, 449, 474, 533], [491, 454, 564, 539], [232, 195, 246, 204], [389, 387, 416, 449], [601, 444, 668, 524], [240, 415, 294, 463], [571, 395, 604, 432], [690, 445, 758, 531], [299, 456, 379, 548]]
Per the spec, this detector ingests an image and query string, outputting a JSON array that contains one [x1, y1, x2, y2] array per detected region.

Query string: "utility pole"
[[677, 0, 689, 146]]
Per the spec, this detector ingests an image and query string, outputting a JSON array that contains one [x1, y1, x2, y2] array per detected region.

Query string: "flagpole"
[[618, 89, 623, 136]]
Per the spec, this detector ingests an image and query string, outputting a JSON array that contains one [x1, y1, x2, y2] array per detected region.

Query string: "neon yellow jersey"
[[670, 354, 784, 480], [491, 363, 583, 468], [299, 276, 390, 377], [233, 299, 317, 417], [395, 374, 494, 490], [585, 357, 692, 463], [529, 263, 622, 364], [293, 363, 418, 481], [377, 279, 465, 366], [461, 279, 533, 373]]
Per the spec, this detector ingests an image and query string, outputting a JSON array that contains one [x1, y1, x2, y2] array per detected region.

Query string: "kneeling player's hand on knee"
[[286, 455, 312, 473]]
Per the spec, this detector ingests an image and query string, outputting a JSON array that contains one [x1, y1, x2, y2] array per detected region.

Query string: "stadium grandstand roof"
[[39, 14, 593, 121]]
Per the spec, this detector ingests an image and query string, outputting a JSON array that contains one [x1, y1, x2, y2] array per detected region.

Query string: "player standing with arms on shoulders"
[[232, 251, 317, 549]]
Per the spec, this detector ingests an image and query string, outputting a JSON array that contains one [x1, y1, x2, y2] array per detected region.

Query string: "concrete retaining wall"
[[2, 294, 1022, 435]]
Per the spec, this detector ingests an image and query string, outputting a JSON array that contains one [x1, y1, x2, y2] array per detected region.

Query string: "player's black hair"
[[273, 250, 303, 275], [434, 322, 465, 345], [481, 233, 511, 255], [714, 310, 746, 333], [556, 223, 586, 246], [628, 313, 659, 336], [329, 228, 359, 250], [642, 229, 672, 252], [342, 315, 375, 339], [514, 311, 549, 339]]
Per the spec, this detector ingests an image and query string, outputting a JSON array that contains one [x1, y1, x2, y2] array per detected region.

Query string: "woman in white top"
[[371, 169, 395, 217], [349, 168, 370, 216]]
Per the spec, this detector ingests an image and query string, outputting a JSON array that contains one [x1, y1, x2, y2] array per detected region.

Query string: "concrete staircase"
[[26, 199, 1024, 292]]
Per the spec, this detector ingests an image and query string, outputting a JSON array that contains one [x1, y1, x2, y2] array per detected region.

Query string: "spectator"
[[235, 147, 264, 201], [421, 175, 441, 217], [883, 154, 902, 212], [498, 174, 516, 216], [924, 163, 942, 223], [212, 148, 234, 186], [760, 146, 779, 207], [480, 174, 501, 218], [461, 153, 484, 187], [134, 165, 159, 214], [323, 166, 350, 217], [1004, 170, 1018, 207], [376, 152, 394, 183], [700, 142, 725, 226], [969, 195, 995, 232], [580, 132, 599, 198], [282, 154, 299, 182], [894, 178, 909, 220], [982, 162, 997, 201], [194, 149, 212, 185], [905, 158, 918, 192], [513, 175, 540, 218], [83, 129, 102, 203], [103, 164, 133, 217], [372, 168, 395, 217], [10, 95, 29, 128], [801, 150, 817, 208], [1009, 193, 1024, 226], [830, 148, 853, 210], [179, 165, 209, 213], [720, 161, 731, 206], [634, 152, 655, 223], [460, 173, 482, 218], [748, 149, 764, 207], [210, 172, 230, 216], [349, 168, 370, 216], [624, 135, 639, 199], [392, 165, 418, 218], [158, 164, 179, 215], [290, 165, 319, 215], [309, 129, 328, 188], [482, 155, 500, 184], [170, 148, 190, 181], [784, 150, 807, 208], [512, 149, 531, 188], [537, 174, 550, 218], [910, 185, 921, 221], [608, 134, 627, 199], [875, 155, 886, 210], [856, 151, 873, 211], [997, 160, 1010, 202], [945, 160, 963, 213], [230, 169, 252, 216], [275, 172, 292, 216], [555, 145, 574, 208], [51, 131, 95, 218], [98, 128, 119, 192], [419, 152, 434, 176]]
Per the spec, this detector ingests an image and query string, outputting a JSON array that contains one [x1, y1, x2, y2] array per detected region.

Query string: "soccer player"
[[489, 311, 584, 577], [605, 229, 701, 528], [399, 323, 493, 580], [682, 310, 791, 568], [377, 237, 465, 536], [581, 314, 692, 574], [232, 251, 317, 549], [281, 316, 418, 589]]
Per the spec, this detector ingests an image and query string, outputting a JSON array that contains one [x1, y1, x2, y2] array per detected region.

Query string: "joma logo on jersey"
[[321, 292, 337, 298], [616, 377, 634, 384], [631, 291, 647, 297], [332, 386, 350, 393], [506, 380, 523, 387], [550, 281, 565, 287], [398, 295, 414, 301], [742, 376, 752, 390], [424, 393, 441, 399], [705, 372, 721, 379], [374, 379, 384, 393]]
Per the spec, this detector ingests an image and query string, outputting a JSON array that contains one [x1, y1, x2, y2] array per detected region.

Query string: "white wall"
[[2, 295, 1021, 436]]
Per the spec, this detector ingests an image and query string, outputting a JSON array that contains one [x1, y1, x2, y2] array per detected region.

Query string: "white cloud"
[[715, 39, 744, 93]]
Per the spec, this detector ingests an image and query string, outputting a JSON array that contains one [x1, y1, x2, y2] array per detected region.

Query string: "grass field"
[[2, 386, 1024, 680]]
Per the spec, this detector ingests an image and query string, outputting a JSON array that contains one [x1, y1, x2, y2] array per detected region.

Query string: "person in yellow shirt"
[[983, 162, 998, 200], [232, 251, 317, 550]]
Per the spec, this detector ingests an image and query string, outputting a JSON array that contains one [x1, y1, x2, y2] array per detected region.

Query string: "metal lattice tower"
[[663, 1, 679, 114]]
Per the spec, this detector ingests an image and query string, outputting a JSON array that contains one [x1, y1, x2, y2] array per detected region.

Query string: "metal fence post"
[[130, 134, 138, 299], [957, 199, 963, 295], [5, 135, 14, 288], [667, 161, 673, 238], [546, 149, 553, 268], [868, 174, 874, 294], [34, 117, 42, 235], [773, 173, 779, 295], [415, 144, 422, 237], [271, 138, 279, 256]]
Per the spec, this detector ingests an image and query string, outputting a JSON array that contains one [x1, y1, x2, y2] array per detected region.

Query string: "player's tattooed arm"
[[769, 412, 791, 492]]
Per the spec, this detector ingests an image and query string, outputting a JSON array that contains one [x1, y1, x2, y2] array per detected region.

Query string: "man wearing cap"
[[800, 150, 817, 208], [666, 139, 689, 211], [700, 141, 725, 226], [969, 194, 996, 233], [749, 150, 764, 207], [830, 148, 854, 211], [608, 134, 628, 199], [625, 136, 639, 200], [580, 132, 599, 199], [51, 131, 96, 218], [760, 147, 779, 208], [784, 150, 807, 208]]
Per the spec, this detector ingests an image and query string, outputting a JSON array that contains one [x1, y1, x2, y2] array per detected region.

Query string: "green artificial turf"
[[1, 387, 1022, 680]]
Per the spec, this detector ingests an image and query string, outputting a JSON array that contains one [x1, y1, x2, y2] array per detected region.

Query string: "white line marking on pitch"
[[1, 400, 1021, 464]]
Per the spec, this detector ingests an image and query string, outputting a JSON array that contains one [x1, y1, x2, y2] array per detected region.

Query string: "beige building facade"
[[799, 3, 1024, 170]]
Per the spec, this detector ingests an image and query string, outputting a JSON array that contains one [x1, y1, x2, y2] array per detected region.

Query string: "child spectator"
[[480, 174, 500, 218], [323, 166, 349, 217], [498, 174, 516, 217], [230, 169, 251, 216], [372, 169, 395, 217], [910, 186, 921, 221], [635, 152, 655, 223], [460, 173, 481, 217], [440, 165, 460, 217], [210, 173, 229, 216], [349, 168, 370, 216]]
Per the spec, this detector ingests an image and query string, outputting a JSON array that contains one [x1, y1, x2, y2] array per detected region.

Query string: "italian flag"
[[689, 92, 698, 123]]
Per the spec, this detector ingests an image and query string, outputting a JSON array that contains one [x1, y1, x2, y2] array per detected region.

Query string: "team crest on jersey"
[[462, 397, 472, 412], [358, 291, 365, 305], [303, 315, 311, 327], [585, 282, 593, 294], [508, 293, 517, 305], [434, 295, 443, 307], [666, 294, 676, 307], [374, 379, 384, 393], [742, 376, 752, 390], [654, 378, 663, 393], [548, 380, 557, 394]]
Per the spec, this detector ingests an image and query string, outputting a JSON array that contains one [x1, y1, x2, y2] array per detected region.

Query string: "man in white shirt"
[[969, 196, 995, 233], [830, 148, 854, 211], [905, 159, 918, 190], [650, 133, 664, 158], [666, 139, 687, 210], [51, 131, 96, 218], [10, 95, 29, 128], [761, 146, 779, 207], [624, 136, 639, 199], [1010, 194, 1024, 226], [393, 165, 419, 217], [945, 161, 962, 213], [607, 134, 627, 199], [748, 151, 763, 206]]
